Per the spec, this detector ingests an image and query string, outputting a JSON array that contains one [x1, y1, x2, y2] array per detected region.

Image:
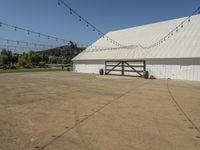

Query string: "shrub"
[[24, 65, 32, 69], [99, 69, 104, 75], [10, 65, 17, 70], [18, 58, 27, 67]]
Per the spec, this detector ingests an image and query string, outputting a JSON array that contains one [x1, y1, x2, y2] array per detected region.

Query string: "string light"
[[57, 0, 61, 7], [0, 21, 76, 44], [181, 24, 183, 28], [198, 7, 200, 14], [0, 44, 46, 52], [70, 8, 73, 15], [1, 3, 199, 53], [79, 16, 82, 21], [136, 6, 200, 50], [0, 38, 58, 49], [58, 2, 199, 49], [57, 0, 122, 47]]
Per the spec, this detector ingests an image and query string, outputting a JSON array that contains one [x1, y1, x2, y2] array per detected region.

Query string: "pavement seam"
[[166, 79, 200, 135], [36, 80, 149, 150]]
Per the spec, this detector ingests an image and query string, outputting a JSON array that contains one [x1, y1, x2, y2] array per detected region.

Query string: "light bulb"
[[57, 1, 61, 7], [79, 16, 82, 21], [70, 9, 73, 15]]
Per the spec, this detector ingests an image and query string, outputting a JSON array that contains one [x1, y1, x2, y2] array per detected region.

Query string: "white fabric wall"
[[73, 58, 200, 81], [73, 60, 104, 74], [146, 58, 200, 81]]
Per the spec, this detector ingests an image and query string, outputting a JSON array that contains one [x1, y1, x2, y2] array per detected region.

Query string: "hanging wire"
[[57, 0, 61, 7], [83, 5, 199, 55], [0, 20, 98, 48], [56, 1, 199, 50], [0, 20, 69, 43], [0, 37, 58, 48], [0, 44, 45, 51], [1, 3, 199, 53], [137, 6, 200, 50], [57, 0, 123, 47]]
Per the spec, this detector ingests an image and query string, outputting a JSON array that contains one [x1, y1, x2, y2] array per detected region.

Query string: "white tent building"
[[73, 15, 200, 81]]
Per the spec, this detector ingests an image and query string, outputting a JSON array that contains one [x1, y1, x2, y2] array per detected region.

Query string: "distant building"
[[73, 15, 200, 81]]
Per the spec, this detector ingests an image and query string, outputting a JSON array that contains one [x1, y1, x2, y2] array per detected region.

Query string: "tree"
[[0, 49, 7, 56], [28, 51, 42, 65], [62, 58, 69, 64], [57, 57, 62, 64], [0, 55, 9, 65], [7, 51, 13, 64], [43, 55, 49, 63], [48, 56, 57, 64], [18, 55, 28, 67], [11, 54, 19, 64], [0, 49, 13, 64]]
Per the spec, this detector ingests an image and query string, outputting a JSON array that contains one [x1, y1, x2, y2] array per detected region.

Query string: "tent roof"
[[73, 15, 200, 61]]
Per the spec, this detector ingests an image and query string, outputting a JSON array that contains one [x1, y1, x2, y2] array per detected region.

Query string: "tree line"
[[0, 42, 84, 68]]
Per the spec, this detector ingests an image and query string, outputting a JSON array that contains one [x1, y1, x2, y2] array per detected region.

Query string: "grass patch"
[[0, 68, 65, 74]]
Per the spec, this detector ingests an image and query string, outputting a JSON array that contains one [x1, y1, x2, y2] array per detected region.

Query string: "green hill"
[[37, 44, 85, 60]]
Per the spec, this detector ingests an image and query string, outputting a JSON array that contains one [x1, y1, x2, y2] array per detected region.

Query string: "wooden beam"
[[106, 62, 121, 74], [125, 62, 143, 77]]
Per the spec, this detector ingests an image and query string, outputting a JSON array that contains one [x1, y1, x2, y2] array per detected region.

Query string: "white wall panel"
[[73, 58, 200, 81]]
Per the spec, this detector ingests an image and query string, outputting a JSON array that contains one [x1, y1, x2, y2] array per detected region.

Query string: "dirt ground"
[[0, 72, 200, 150]]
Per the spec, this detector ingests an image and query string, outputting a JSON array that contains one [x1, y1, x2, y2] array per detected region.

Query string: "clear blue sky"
[[0, 0, 199, 48]]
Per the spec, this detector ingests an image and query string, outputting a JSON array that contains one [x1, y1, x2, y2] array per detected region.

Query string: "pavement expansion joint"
[[35, 146, 40, 149], [167, 79, 200, 137]]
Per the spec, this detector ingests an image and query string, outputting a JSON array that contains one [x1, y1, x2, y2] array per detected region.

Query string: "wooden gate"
[[105, 60, 146, 77]]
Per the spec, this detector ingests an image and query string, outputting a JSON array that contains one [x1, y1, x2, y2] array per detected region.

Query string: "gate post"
[[121, 61, 124, 76], [105, 61, 107, 75]]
